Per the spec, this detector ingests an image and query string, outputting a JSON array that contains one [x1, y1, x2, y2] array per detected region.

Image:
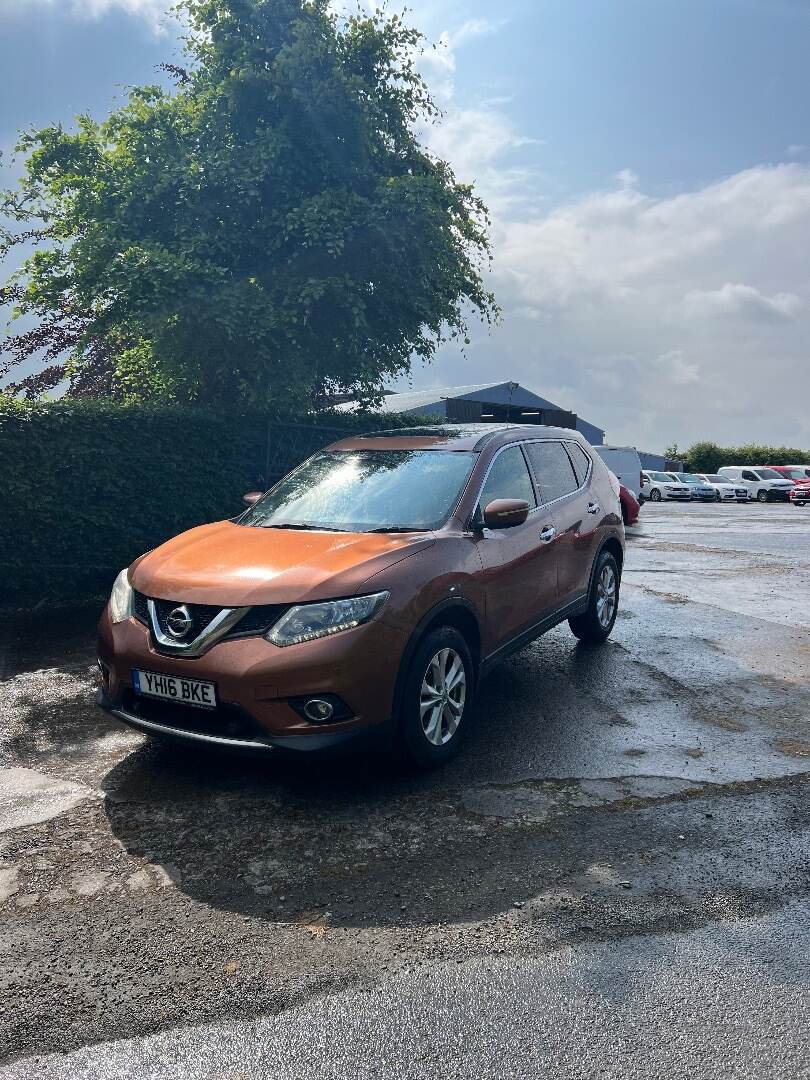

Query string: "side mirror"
[[482, 498, 530, 529], [242, 491, 263, 508]]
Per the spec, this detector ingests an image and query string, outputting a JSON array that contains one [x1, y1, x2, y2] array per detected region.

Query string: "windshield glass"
[[679, 473, 703, 483], [706, 475, 727, 483], [647, 471, 672, 482], [755, 468, 786, 480], [239, 449, 477, 532], [779, 468, 807, 479]]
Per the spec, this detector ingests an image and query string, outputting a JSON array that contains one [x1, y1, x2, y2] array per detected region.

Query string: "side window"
[[742, 471, 757, 482], [478, 446, 537, 512], [525, 441, 579, 504], [566, 443, 591, 487]]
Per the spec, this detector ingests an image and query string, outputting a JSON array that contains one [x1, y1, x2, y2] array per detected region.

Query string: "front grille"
[[132, 590, 149, 625], [225, 604, 288, 638], [132, 591, 287, 642], [121, 688, 268, 743], [152, 597, 222, 640]]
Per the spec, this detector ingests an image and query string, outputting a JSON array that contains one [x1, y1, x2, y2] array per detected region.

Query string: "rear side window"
[[525, 441, 579, 504], [566, 443, 591, 486], [478, 445, 537, 510]]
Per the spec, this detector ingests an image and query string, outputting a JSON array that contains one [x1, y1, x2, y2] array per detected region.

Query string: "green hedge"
[[681, 441, 810, 474], [0, 398, 425, 607]]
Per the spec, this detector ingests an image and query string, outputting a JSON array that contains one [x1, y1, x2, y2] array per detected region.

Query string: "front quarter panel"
[[361, 534, 486, 651]]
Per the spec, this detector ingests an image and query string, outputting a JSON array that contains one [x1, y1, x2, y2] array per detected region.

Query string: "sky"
[[1, 0, 810, 450]]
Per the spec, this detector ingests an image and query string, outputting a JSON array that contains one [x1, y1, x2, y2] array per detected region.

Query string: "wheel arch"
[[392, 599, 483, 715], [585, 535, 624, 600]]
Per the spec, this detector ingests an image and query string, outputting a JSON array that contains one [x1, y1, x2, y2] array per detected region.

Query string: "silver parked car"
[[667, 472, 717, 501], [698, 474, 749, 503]]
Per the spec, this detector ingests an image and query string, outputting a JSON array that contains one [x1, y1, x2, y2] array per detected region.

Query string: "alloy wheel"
[[596, 564, 617, 628], [420, 647, 467, 746]]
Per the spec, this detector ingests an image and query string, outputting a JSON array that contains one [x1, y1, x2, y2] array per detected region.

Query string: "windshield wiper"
[[263, 522, 340, 531], [366, 526, 427, 533]]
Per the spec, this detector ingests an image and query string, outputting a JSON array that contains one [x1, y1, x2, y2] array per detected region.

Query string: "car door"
[[473, 443, 559, 652], [741, 470, 759, 497], [525, 439, 598, 607]]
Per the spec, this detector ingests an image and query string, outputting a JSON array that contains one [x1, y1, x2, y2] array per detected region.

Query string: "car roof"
[[326, 423, 588, 453]]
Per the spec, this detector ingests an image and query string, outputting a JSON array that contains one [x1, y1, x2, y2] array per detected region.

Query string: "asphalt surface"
[[1, 501, 809, 1077]]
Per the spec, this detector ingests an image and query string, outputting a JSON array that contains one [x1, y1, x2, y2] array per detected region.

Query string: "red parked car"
[[620, 484, 640, 525], [766, 465, 810, 497]]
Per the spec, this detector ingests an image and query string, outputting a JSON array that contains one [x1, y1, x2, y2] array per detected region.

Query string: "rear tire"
[[569, 550, 620, 644], [650, 488, 662, 502], [396, 627, 474, 769], [757, 489, 769, 503]]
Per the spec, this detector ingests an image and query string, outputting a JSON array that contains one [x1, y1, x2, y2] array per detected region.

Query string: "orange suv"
[[97, 424, 624, 767]]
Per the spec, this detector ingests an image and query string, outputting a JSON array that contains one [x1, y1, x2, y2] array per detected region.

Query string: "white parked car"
[[594, 446, 643, 500], [641, 470, 692, 502], [698, 474, 749, 503], [717, 466, 795, 503]]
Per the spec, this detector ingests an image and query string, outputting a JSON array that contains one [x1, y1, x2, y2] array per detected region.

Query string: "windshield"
[[755, 468, 786, 480], [647, 471, 672, 482], [239, 449, 477, 532], [779, 468, 807, 480], [706, 475, 727, 483], [679, 473, 703, 483]]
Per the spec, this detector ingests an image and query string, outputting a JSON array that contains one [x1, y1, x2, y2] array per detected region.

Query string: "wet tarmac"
[[1, 502, 808, 1076]]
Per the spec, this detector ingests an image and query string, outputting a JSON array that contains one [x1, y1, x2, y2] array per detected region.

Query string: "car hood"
[[129, 520, 435, 606]]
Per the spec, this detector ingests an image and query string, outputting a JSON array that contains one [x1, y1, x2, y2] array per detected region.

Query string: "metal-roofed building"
[[352, 382, 605, 445]]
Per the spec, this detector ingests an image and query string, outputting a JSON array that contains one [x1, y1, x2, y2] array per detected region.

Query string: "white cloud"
[[447, 17, 504, 48], [683, 283, 802, 321], [615, 168, 639, 188], [8, 0, 172, 34], [406, 156, 810, 449]]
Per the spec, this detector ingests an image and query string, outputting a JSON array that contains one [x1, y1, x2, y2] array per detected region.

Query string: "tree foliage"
[[0, 0, 496, 406], [681, 441, 810, 473]]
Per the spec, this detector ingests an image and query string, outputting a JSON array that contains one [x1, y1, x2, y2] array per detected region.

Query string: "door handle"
[[539, 525, 556, 543], [587, 502, 600, 515]]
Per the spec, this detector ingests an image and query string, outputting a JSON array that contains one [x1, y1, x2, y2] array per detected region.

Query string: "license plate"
[[132, 669, 217, 709]]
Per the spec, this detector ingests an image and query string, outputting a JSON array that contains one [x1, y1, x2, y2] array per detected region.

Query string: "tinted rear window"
[[567, 443, 592, 486], [525, 441, 579, 504]]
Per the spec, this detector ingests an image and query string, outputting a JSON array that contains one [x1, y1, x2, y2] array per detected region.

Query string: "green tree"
[[681, 441, 810, 473], [0, 0, 496, 407]]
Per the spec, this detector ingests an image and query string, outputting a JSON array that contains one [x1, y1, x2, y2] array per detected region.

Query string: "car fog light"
[[303, 698, 334, 722]]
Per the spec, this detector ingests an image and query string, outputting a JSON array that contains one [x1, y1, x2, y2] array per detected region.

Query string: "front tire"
[[569, 550, 620, 644], [650, 488, 662, 502], [396, 627, 474, 769], [757, 489, 769, 503]]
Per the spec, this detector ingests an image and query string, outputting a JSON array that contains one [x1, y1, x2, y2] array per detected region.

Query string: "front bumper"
[[96, 687, 388, 755], [96, 608, 407, 754], [664, 491, 692, 500]]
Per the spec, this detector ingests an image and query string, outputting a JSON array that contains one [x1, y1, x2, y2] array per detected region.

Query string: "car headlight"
[[109, 568, 134, 624], [266, 592, 389, 647]]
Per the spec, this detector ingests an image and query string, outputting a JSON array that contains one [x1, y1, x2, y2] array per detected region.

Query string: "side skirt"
[[479, 595, 588, 677]]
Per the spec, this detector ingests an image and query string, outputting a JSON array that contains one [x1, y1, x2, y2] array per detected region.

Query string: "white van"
[[717, 466, 795, 502], [594, 446, 643, 499]]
